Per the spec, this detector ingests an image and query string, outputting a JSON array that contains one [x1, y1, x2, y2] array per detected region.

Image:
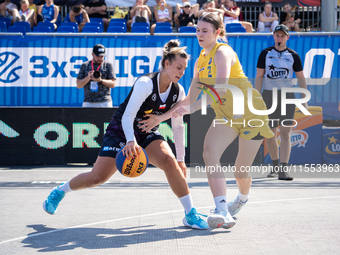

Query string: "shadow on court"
[[22, 224, 226, 252]]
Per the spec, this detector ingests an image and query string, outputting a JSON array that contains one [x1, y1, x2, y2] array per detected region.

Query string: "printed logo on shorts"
[[103, 146, 120, 151], [243, 131, 251, 135], [152, 94, 157, 101], [173, 94, 177, 102], [146, 134, 155, 139]]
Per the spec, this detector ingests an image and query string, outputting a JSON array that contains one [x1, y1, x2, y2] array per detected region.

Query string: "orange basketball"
[[116, 147, 148, 177]]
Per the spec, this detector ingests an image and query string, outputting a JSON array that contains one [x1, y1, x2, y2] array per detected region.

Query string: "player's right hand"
[[123, 141, 141, 160]]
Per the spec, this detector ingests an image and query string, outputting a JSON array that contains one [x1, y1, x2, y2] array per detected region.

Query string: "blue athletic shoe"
[[227, 197, 247, 216], [183, 207, 209, 229], [43, 185, 65, 215]]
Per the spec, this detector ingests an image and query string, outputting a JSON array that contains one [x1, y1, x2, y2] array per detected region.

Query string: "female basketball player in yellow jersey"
[[139, 12, 274, 229]]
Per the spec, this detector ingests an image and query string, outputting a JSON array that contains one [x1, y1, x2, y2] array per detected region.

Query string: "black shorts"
[[98, 119, 165, 158], [262, 89, 296, 128]]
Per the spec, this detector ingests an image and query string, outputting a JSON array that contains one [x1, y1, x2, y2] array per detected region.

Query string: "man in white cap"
[[174, 0, 199, 28]]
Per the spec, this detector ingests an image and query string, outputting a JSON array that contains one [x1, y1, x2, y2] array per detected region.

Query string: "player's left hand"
[[177, 161, 187, 178], [138, 114, 161, 133]]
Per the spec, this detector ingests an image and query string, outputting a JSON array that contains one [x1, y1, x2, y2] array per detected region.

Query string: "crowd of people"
[[0, 0, 305, 33]]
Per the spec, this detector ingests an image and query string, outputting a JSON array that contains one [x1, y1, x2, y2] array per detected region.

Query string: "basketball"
[[115, 147, 149, 177]]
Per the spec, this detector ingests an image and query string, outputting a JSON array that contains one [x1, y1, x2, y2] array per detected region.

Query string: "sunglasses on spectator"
[[184, 5, 190, 8]]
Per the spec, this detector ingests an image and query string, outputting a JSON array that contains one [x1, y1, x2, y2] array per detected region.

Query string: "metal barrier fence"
[[58, 5, 327, 31], [242, 6, 321, 31]]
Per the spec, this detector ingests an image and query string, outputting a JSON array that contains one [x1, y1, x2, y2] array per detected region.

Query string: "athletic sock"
[[280, 162, 288, 172], [272, 159, 279, 170], [179, 194, 193, 214], [214, 196, 227, 211], [57, 181, 72, 194], [238, 192, 249, 203]]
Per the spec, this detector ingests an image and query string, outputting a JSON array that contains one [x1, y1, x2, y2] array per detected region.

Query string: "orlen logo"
[[0, 52, 22, 83], [290, 130, 308, 148]]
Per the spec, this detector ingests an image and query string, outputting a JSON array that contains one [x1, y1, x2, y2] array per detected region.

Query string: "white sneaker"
[[21, 14, 27, 22], [207, 209, 236, 229], [228, 197, 247, 216]]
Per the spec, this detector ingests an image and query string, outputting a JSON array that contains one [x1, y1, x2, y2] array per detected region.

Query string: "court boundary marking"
[[1, 195, 340, 246]]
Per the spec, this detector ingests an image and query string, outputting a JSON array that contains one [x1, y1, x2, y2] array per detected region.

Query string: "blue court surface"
[[0, 165, 339, 254]]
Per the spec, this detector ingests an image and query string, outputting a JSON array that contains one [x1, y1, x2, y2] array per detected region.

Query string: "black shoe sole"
[[278, 177, 294, 181]]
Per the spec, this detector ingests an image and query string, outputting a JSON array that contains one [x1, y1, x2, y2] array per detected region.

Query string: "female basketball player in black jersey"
[[43, 40, 208, 230]]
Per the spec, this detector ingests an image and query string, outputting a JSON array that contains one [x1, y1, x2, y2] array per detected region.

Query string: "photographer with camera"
[[77, 44, 116, 108]]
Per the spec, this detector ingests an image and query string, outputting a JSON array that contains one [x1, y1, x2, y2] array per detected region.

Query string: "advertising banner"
[[263, 106, 323, 165], [0, 34, 339, 119], [323, 126, 340, 164], [0, 108, 188, 165]]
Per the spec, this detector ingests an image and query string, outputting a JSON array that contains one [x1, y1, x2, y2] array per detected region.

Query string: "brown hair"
[[198, 12, 226, 38], [264, 1, 272, 7], [72, 4, 84, 14], [161, 40, 189, 69]]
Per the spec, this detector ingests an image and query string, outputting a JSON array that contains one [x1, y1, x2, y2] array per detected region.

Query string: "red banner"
[[233, 0, 320, 7]]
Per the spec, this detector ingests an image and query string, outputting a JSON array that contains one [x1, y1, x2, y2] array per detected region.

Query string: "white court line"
[[1, 195, 340, 246]]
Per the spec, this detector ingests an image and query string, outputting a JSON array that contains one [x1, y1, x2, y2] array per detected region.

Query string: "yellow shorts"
[[212, 88, 274, 140]]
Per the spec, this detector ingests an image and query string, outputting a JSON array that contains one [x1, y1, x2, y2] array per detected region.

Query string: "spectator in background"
[[77, 44, 116, 108], [213, 0, 220, 9], [174, 0, 199, 28], [195, 0, 224, 21], [151, 0, 172, 34], [127, 0, 151, 31], [28, 0, 37, 26], [0, 0, 20, 24], [174, 1, 199, 28], [37, 0, 59, 30], [221, 0, 252, 32], [280, 2, 301, 32], [18, 0, 35, 28], [64, 4, 89, 32], [258, 1, 279, 32], [84, 0, 109, 31]]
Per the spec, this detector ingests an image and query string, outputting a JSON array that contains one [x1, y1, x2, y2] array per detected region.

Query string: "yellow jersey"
[[29, 4, 37, 14], [197, 42, 274, 140]]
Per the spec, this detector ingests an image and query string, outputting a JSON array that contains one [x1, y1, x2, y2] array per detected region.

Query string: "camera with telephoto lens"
[[93, 71, 101, 79]]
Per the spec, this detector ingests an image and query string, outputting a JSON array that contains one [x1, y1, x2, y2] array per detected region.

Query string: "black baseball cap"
[[273, 24, 289, 36], [93, 44, 106, 56]]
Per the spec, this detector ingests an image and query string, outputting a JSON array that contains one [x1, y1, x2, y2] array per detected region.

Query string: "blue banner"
[[0, 33, 339, 119]]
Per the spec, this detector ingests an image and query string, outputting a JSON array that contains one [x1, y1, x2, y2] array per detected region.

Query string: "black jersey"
[[112, 72, 180, 134], [257, 46, 303, 90]]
